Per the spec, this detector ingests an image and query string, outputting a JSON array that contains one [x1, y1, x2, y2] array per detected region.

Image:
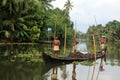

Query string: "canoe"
[[42, 48, 107, 63]]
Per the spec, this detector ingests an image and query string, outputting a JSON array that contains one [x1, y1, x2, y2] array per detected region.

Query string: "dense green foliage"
[[86, 20, 120, 44], [0, 0, 74, 43]]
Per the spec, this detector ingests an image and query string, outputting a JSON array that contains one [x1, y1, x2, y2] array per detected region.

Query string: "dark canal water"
[[0, 42, 120, 80]]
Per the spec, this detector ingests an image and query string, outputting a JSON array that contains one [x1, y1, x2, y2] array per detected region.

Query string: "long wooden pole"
[[92, 34, 96, 61], [73, 21, 77, 58], [93, 15, 97, 61], [64, 24, 67, 55], [91, 35, 97, 80], [94, 15, 97, 26], [91, 15, 97, 80], [54, 16, 57, 39]]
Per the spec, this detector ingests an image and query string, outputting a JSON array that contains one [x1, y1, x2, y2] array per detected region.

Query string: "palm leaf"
[[3, 20, 11, 26], [4, 31, 10, 38], [1, 0, 7, 6]]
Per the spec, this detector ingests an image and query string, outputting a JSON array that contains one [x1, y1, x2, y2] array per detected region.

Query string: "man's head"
[[102, 36, 105, 38], [55, 36, 58, 40]]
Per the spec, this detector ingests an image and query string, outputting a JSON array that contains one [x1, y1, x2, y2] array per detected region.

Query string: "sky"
[[51, 0, 120, 33]]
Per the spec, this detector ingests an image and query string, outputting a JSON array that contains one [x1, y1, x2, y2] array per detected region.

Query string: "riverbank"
[[0, 40, 52, 45]]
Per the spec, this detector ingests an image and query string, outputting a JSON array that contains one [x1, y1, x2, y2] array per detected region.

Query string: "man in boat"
[[99, 36, 106, 50], [53, 36, 60, 58], [72, 35, 78, 58]]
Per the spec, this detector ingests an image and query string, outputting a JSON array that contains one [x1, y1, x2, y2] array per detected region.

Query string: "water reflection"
[[91, 61, 96, 80], [51, 67, 58, 80], [96, 58, 104, 80], [48, 59, 106, 80], [91, 58, 105, 80], [0, 61, 46, 80], [99, 58, 104, 71], [61, 65, 67, 80], [72, 63, 76, 80], [0, 44, 44, 62]]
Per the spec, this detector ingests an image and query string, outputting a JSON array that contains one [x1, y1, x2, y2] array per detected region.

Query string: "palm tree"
[[0, 0, 43, 42], [64, 0, 73, 14], [0, 0, 26, 41], [63, 0, 73, 54]]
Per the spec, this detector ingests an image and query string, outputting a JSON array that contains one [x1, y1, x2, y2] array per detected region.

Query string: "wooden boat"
[[42, 48, 107, 63]]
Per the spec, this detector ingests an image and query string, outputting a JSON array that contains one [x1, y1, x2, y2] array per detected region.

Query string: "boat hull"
[[42, 48, 106, 63]]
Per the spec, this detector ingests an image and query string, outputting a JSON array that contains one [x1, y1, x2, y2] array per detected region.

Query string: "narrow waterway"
[[0, 42, 120, 80]]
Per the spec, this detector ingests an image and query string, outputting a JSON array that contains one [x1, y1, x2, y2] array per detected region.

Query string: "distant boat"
[[42, 48, 107, 63]]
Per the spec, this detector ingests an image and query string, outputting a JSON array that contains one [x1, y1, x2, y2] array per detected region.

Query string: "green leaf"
[[5, 31, 10, 38]]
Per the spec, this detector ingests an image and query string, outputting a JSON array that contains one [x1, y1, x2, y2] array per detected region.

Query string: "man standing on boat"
[[73, 35, 78, 58], [53, 36, 60, 58], [99, 36, 106, 50]]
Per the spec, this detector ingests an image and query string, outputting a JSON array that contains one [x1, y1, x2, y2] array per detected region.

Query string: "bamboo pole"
[[92, 34, 96, 61], [91, 16, 97, 80], [54, 16, 57, 39], [64, 24, 67, 55], [91, 39, 97, 80], [93, 15, 98, 60], [73, 21, 77, 58], [94, 15, 97, 26], [91, 34, 97, 80]]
